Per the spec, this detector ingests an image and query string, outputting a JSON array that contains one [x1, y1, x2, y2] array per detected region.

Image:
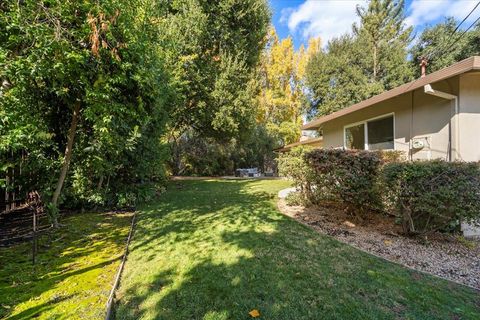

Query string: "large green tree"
[[1, 0, 173, 222], [411, 17, 480, 77], [306, 35, 383, 117], [164, 0, 270, 140], [306, 0, 412, 117], [353, 0, 412, 87], [165, 0, 271, 175]]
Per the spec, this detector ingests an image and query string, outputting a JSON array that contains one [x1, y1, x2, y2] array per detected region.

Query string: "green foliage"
[[241, 124, 278, 172], [0, 211, 132, 319], [306, 0, 412, 117], [1, 0, 271, 211], [45, 202, 60, 225], [379, 150, 406, 164], [1, 0, 174, 209], [306, 35, 384, 116], [285, 191, 306, 206], [172, 132, 237, 176], [164, 0, 272, 175], [353, 0, 413, 87], [410, 18, 480, 77], [277, 146, 315, 202], [170, 125, 276, 176], [164, 0, 270, 139], [297, 150, 479, 236], [305, 149, 382, 215], [382, 161, 480, 234]]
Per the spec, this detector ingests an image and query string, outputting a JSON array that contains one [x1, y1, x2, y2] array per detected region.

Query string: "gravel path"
[[278, 199, 480, 290]]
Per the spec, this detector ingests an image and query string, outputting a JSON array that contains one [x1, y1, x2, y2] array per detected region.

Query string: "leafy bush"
[[305, 149, 382, 215], [285, 191, 306, 206], [170, 125, 278, 177], [382, 160, 480, 234], [277, 146, 315, 203]]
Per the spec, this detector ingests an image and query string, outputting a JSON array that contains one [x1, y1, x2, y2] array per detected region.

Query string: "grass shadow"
[[115, 179, 480, 320], [0, 212, 132, 319]]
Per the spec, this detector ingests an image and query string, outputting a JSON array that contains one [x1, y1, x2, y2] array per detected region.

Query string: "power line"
[[426, 1, 480, 61], [403, 4, 480, 94], [400, 2, 480, 94], [452, 1, 480, 34], [429, 12, 480, 61], [451, 13, 480, 46]]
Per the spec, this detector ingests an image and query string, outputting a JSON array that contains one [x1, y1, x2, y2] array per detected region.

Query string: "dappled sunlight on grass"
[[203, 310, 230, 320], [115, 179, 480, 320], [0, 212, 132, 319]]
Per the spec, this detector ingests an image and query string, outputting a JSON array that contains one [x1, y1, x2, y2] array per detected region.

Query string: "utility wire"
[[445, 13, 480, 52], [452, 1, 480, 34], [402, 1, 480, 93], [426, 1, 480, 61]]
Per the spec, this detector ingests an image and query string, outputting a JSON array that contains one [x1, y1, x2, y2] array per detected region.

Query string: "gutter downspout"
[[425, 83, 479, 238], [424, 84, 459, 161]]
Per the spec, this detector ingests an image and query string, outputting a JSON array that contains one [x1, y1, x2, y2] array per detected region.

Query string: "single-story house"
[[302, 56, 480, 237], [302, 56, 480, 162]]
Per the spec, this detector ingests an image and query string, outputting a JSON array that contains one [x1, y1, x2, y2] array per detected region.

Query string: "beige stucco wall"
[[458, 72, 480, 161], [321, 77, 461, 161]]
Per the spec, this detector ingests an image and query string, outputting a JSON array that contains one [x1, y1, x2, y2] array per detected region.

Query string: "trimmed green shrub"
[[382, 160, 480, 234], [305, 149, 382, 215], [277, 146, 315, 203]]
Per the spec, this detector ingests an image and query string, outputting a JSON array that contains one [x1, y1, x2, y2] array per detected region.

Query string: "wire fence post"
[[32, 205, 37, 265], [29, 191, 41, 265]]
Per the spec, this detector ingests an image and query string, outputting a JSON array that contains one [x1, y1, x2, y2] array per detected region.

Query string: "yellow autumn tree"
[[256, 27, 320, 145]]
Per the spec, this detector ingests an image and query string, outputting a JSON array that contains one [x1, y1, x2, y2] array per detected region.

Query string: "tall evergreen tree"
[[161, 0, 272, 175], [163, 0, 271, 141], [306, 35, 383, 117], [306, 0, 413, 117], [353, 0, 413, 89]]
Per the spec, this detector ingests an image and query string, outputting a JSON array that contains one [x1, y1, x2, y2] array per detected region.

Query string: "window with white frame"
[[344, 114, 394, 150]]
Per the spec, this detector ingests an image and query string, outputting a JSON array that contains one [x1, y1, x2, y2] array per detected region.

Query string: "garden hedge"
[[281, 148, 480, 235], [305, 149, 382, 215], [382, 160, 480, 234], [278, 146, 315, 205]]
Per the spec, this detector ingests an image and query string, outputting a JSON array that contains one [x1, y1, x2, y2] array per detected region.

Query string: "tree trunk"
[[96, 175, 104, 192], [400, 202, 415, 234], [51, 101, 81, 227], [373, 45, 378, 80]]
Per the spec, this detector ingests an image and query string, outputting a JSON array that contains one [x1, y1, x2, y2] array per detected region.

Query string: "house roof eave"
[[303, 56, 480, 130], [275, 137, 323, 152]]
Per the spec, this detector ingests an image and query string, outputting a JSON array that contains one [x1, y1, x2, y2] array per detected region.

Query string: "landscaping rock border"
[[277, 198, 480, 290]]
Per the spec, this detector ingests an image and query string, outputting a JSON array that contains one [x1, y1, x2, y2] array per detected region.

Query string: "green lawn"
[[0, 211, 132, 319], [115, 179, 480, 320]]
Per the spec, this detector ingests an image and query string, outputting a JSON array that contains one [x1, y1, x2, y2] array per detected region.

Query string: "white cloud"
[[405, 0, 480, 28], [282, 0, 480, 46], [282, 0, 363, 45]]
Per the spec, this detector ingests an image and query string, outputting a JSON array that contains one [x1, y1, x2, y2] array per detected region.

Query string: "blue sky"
[[269, 0, 480, 49]]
